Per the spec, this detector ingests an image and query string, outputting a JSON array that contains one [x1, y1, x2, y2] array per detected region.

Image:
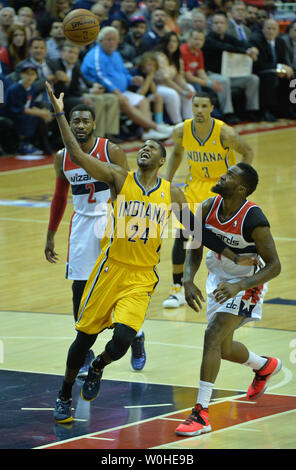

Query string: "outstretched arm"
[[221, 124, 254, 164], [45, 81, 127, 194], [165, 123, 184, 182]]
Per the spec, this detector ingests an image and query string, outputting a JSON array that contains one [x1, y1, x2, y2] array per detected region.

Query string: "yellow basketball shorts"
[[75, 254, 159, 335]]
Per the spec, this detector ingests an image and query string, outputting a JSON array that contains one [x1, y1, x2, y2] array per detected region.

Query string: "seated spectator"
[[141, 7, 169, 50], [49, 41, 121, 138], [81, 26, 172, 140], [15, 6, 38, 42], [112, 0, 141, 24], [154, 31, 196, 123], [161, 0, 181, 34], [180, 9, 208, 43], [139, 0, 161, 30], [10, 37, 56, 105], [257, 8, 269, 30], [282, 19, 296, 73], [227, 1, 252, 42], [91, 2, 110, 27], [111, 17, 136, 69], [250, 18, 294, 120], [124, 16, 150, 59], [203, 11, 261, 123], [0, 69, 18, 155], [180, 30, 223, 116], [94, 0, 119, 28], [2, 61, 54, 155], [0, 24, 29, 73], [245, 4, 261, 33], [0, 7, 15, 47], [37, 0, 72, 38], [46, 18, 66, 60], [134, 51, 172, 126]]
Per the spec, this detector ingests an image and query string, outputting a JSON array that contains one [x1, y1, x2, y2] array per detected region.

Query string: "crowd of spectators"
[[1, 0, 296, 155]]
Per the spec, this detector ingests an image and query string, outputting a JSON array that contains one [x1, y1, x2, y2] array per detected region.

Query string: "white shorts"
[[123, 90, 145, 107], [66, 212, 108, 280], [206, 270, 268, 328]]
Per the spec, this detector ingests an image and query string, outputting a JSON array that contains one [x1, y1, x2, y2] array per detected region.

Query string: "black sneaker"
[[81, 360, 103, 402], [131, 332, 146, 371], [54, 397, 73, 423]]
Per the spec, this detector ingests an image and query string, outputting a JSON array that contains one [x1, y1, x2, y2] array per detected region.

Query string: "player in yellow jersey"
[[45, 82, 258, 423], [163, 91, 255, 308]]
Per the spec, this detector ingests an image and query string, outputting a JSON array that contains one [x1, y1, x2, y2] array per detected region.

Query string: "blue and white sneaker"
[[77, 349, 95, 380], [54, 397, 73, 423], [131, 333, 146, 371], [81, 359, 103, 402]]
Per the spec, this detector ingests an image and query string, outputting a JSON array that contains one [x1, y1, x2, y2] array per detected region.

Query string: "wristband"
[[207, 80, 212, 88], [53, 112, 65, 117], [182, 90, 187, 96], [234, 254, 239, 264]]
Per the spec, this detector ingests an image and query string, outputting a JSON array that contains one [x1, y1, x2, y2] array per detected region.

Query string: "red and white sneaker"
[[247, 356, 282, 400], [175, 404, 212, 436]]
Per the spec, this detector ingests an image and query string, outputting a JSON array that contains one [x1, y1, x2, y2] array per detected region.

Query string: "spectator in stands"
[[15, 6, 38, 42], [180, 9, 208, 43], [139, 0, 161, 29], [11, 37, 55, 105], [134, 51, 170, 127], [124, 16, 150, 59], [161, 0, 181, 34], [203, 11, 261, 123], [250, 18, 294, 120], [256, 8, 269, 30], [81, 26, 172, 140], [113, 0, 141, 24], [48, 41, 121, 138], [46, 18, 66, 60], [180, 30, 224, 113], [282, 19, 296, 73], [141, 7, 169, 50], [111, 17, 136, 69], [91, 2, 110, 26], [0, 7, 15, 47], [3, 61, 54, 155], [0, 24, 29, 73], [37, 0, 72, 38], [95, 0, 119, 27], [154, 31, 196, 123], [244, 4, 261, 33], [227, 1, 252, 42]]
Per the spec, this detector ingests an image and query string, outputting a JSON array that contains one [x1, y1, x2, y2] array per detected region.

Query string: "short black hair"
[[193, 91, 214, 104], [237, 162, 259, 196], [69, 104, 96, 121]]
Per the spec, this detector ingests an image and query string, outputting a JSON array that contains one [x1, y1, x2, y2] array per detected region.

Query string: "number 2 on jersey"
[[86, 183, 96, 203]]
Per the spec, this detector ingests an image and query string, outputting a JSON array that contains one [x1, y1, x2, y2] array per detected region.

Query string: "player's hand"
[[235, 253, 261, 267], [213, 282, 240, 303], [45, 238, 59, 263], [45, 81, 64, 114], [184, 281, 205, 312]]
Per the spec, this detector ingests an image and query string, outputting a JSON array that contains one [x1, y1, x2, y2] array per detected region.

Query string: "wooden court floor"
[[0, 125, 296, 450]]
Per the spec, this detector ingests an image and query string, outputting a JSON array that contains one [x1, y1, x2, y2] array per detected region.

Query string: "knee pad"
[[105, 323, 137, 361], [66, 331, 97, 370]]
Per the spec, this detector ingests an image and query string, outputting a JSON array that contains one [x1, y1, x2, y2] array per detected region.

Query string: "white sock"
[[197, 380, 214, 409], [136, 328, 143, 338], [243, 351, 267, 370]]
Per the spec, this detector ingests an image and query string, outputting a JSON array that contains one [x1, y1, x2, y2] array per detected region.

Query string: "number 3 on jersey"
[[86, 183, 96, 203]]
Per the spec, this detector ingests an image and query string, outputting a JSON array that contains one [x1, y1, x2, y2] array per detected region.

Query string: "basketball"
[[63, 9, 100, 46]]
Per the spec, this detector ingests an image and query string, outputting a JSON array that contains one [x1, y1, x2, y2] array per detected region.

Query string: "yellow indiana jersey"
[[182, 118, 236, 204], [100, 171, 171, 269]]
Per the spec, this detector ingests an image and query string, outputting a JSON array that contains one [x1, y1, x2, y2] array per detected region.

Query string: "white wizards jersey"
[[62, 137, 111, 217]]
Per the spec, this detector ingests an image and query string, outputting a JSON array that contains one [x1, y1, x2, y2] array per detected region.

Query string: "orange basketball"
[[63, 9, 100, 46]]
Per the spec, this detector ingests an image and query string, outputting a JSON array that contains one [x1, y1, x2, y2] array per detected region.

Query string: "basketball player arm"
[[221, 125, 254, 164], [214, 226, 281, 303], [45, 151, 70, 263], [165, 123, 184, 182], [45, 81, 127, 195]]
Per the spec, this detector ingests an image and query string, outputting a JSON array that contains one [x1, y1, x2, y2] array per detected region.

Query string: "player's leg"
[[221, 330, 282, 400], [175, 312, 244, 436], [163, 228, 188, 308], [54, 331, 98, 423], [81, 323, 137, 401]]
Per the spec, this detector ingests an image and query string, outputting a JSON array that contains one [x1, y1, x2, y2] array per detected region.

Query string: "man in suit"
[[227, 1, 252, 43], [49, 41, 121, 139], [250, 18, 294, 121], [282, 19, 296, 73]]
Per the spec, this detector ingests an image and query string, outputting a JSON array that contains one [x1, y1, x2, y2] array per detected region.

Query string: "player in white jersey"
[[45, 104, 146, 374], [175, 163, 282, 437]]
